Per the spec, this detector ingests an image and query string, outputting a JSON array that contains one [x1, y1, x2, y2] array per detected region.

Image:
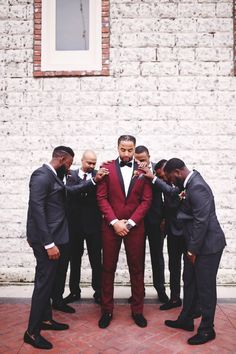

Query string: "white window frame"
[[41, 0, 102, 71]]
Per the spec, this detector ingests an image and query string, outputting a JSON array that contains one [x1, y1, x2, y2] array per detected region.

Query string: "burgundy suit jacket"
[[97, 159, 152, 227]]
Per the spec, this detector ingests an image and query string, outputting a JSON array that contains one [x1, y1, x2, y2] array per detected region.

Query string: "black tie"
[[83, 173, 87, 180], [120, 161, 132, 168]]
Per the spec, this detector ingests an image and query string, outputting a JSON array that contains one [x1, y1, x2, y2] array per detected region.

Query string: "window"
[[34, 0, 109, 77]]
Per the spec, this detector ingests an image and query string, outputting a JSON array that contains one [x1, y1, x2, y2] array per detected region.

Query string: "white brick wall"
[[0, 0, 235, 286]]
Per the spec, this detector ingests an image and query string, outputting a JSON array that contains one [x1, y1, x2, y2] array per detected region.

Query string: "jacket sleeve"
[[96, 175, 117, 223], [130, 179, 153, 224], [154, 177, 180, 196], [188, 183, 212, 254], [28, 169, 53, 246], [66, 179, 95, 193]]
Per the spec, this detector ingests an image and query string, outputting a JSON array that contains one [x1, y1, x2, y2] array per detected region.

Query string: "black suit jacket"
[[177, 170, 226, 255], [153, 177, 183, 236], [66, 169, 101, 234], [145, 162, 164, 226], [27, 164, 69, 246]]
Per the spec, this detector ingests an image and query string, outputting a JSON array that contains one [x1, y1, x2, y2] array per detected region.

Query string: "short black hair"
[[135, 145, 149, 155], [118, 135, 136, 146], [164, 158, 185, 173], [154, 159, 167, 170], [52, 146, 74, 158]]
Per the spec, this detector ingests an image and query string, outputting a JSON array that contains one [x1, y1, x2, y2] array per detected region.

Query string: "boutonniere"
[[132, 169, 144, 179], [179, 189, 186, 200]]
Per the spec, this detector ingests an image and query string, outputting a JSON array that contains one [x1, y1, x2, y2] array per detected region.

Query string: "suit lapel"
[[43, 164, 65, 187], [126, 161, 138, 199], [115, 158, 126, 197], [185, 170, 198, 189]]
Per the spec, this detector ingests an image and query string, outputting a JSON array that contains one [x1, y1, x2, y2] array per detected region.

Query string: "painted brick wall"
[[0, 0, 235, 286]]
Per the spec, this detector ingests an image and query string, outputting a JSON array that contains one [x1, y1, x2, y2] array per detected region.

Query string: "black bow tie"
[[120, 161, 132, 168]]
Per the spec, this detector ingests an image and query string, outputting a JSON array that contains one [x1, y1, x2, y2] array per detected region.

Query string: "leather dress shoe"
[[160, 299, 182, 311], [191, 311, 202, 319], [41, 319, 69, 331], [52, 302, 75, 313], [188, 330, 216, 345], [24, 331, 52, 350], [93, 292, 101, 304], [165, 319, 194, 331], [63, 293, 81, 304], [158, 291, 169, 303], [98, 313, 113, 328], [132, 313, 147, 328]]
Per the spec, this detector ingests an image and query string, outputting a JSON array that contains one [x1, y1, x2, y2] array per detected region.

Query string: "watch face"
[[127, 223, 132, 230]]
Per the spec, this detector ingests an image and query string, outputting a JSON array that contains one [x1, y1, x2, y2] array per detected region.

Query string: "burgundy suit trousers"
[[101, 222, 145, 314]]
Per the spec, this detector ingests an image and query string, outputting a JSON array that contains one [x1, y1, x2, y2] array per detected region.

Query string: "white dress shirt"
[[183, 170, 194, 188], [111, 158, 136, 227], [78, 169, 96, 185]]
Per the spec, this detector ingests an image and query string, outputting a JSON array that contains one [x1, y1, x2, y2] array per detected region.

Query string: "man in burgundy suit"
[[97, 135, 152, 328]]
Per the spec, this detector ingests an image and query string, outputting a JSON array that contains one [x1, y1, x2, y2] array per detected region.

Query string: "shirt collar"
[[45, 163, 57, 175], [183, 170, 194, 188]]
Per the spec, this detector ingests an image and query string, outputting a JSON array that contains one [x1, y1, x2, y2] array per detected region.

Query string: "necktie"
[[120, 161, 132, 168], [83, 173, 87, 180]]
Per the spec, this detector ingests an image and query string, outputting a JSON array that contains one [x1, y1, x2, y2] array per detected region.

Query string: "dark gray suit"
[[177, 171, 226, 333], [153, 177, 185, 301], [144, 163, 166, 294], [26, 164, 69, 336], [26, 164, 96, 335], [66, 169, 102, 296]]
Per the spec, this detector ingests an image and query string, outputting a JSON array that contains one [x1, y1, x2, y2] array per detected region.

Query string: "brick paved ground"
[[0, 299, 235, 354]]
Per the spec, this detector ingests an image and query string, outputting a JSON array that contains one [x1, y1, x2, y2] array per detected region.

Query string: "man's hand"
[[47, 246, 60, 260], [139, 166, 155, 180], [94, 167, 109, 182], [113, 219, 129, 237], [187, 252, 196, 264]]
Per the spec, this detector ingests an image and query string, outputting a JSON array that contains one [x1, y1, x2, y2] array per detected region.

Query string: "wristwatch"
[[126, 222, 133, 230]]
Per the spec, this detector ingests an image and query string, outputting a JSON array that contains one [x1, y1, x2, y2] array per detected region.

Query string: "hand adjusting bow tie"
[[120, 161, 132, 168]]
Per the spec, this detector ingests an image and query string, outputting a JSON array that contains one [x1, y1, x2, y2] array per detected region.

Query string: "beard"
[[56, 164, 67, 181], [175, 177, 184, 190], [86, 167, 94, 174]]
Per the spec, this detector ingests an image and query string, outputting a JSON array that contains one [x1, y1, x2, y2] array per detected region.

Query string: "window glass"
[[56, 0, 89, 51]]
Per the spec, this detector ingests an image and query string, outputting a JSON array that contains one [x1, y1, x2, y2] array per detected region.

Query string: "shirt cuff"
[[44, 242, 55, 250], [91, 178, 96, 185], [128, 219, 136, 227], [110, 219, 118, 226], [152, 176, 157, 184]]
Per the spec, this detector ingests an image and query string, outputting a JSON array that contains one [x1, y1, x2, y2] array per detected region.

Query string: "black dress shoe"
[[132, 313, 147, 328], [191, 311, 202, 319], [24, 331, 53, 350], [165, 319, 194, 331], [98, 313, 113, 328], [158, 291, 169, 303], [93, 292, 101, 304], [160, 299, 182, 311], [52, 302, 75, 313], [188, 330, 216, 345], [41, 319, 69, 331], [63, 293, 81, 304]]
